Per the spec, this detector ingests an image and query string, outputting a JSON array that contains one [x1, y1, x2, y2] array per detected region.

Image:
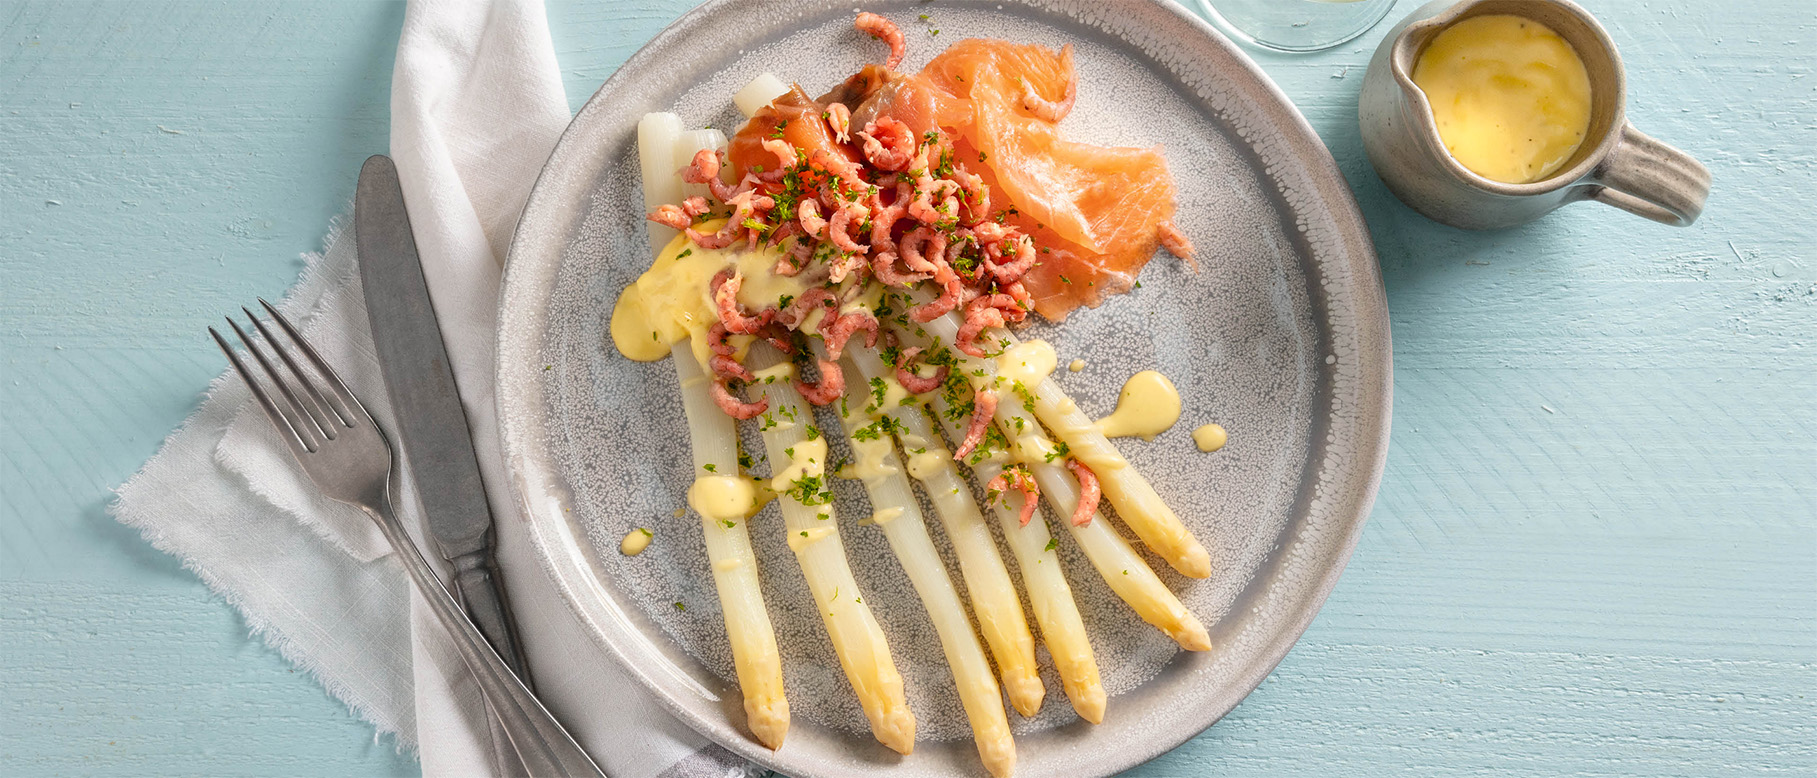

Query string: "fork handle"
[[364, 497, 607, 778]]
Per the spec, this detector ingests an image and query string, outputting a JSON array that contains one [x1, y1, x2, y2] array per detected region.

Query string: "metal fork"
[[212, 299, 606, 778]]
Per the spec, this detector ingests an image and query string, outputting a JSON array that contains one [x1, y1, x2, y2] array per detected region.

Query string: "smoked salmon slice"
[[870, 39, 1179, 321], [729, 39, 1180, 322]]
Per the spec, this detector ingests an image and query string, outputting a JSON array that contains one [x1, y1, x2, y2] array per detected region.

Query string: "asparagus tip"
[[746, 697, 790, 750], [1007, 676, 1046, 718]]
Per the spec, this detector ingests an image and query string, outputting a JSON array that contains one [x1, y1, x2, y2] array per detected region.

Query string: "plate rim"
[[496, 1, 1392, 775]]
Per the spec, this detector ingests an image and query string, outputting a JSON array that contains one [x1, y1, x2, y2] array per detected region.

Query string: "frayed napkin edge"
[[105, 215, 423, 758]]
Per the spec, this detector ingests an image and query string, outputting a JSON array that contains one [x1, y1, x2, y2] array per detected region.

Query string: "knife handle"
[[450, 547, 535, 692]]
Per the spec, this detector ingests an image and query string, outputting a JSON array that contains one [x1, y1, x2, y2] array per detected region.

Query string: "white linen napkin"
[[112, 1, 757, 775]]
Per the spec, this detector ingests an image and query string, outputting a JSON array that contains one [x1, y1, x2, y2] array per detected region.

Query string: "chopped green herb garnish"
[[1045, 538, 1058, 552], [785, 473, 835, 506]]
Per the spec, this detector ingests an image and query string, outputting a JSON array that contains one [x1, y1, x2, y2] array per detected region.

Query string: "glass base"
[[1196, 0, 1398, 53]]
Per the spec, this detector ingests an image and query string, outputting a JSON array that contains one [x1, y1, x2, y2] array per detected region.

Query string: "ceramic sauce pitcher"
[[1359, 0, 1711, 229]]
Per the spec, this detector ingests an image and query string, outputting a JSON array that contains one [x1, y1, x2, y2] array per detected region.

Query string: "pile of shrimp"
[[645, 13, 1071, 421]]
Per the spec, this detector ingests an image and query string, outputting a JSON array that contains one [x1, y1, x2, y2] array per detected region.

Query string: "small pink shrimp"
[[984, 234, 1038, 285], [825, 102, 853, 144], [897, 226, 947, 274], [827, 252, 869, 284], [711, 270, 771, 334], [910, 272, 964, 323], [1020, 44, 1077, 122], [797, 198, 828, 240], [857, 117, 916, 171], [686, 190, 759, 249], [681, 149, 738, 203], [819, 310, 878, 360], [1065, 458, 1100, 527], [646, 204, 691, 230], [909, 177, 960, 224], [776, 286, 836, 330], [753, 321, 798, 355], [762, 137, 799, 170], [808, 148, 868, 191], [871, 250, 929, 288], [951, 169, 990, 225], [892, 346, 948, 395], [709, 354, 755, 382], [987, 465, 1041, 527], [1001, 280, 1034, 319], [868, 181, 914, 249], [710, 379, 768, 420], [971, 221, 1011, 243], [826, 201, 870, 254], [777, 238, 812, 276], [757, 138, 799, 182], [681, 148, 720, 184], [681, 196, 711, 217], [854, 12, 906, 70], [1157, 220, 1198, 271], [953, 388, 998, 461], [795, 357, 846, 406], [706, 323, 737, 357], [1019, 76, 1077, 123], [956, 294, 1012, 357]]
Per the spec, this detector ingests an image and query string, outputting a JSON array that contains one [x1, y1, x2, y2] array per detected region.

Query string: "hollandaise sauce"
[[1094, 371, 1182, 442], [610, 223, 813, 367], [1412, 14, 1592, 184]]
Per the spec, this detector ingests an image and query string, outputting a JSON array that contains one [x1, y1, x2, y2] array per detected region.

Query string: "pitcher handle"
[[1589, 123, 1710, 227]]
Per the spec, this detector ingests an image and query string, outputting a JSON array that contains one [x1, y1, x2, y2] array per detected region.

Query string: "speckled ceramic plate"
[[497, 1, 1389, 775]]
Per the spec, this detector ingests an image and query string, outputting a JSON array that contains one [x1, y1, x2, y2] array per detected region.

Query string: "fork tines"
[[210, 299, 358, 453]]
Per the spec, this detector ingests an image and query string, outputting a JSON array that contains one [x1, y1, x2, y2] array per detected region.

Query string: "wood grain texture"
[[2, 0, 1811, 775]]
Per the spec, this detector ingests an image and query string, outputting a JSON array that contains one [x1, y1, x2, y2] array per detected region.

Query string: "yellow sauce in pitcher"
[[1413, 14, 1592, 183]]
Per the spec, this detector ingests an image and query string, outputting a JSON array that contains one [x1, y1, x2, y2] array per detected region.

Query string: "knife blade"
[[354, 154, 533, 687]]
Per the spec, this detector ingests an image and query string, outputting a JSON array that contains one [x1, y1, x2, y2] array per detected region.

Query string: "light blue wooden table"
[[3, 1, 1811, 775]]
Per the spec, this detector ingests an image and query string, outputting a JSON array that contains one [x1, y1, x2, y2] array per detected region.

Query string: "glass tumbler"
[[1197, 0, 1398, 53]]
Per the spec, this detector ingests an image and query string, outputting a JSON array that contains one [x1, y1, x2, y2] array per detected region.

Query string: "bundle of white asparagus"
[[621, 72, 1211, 777]]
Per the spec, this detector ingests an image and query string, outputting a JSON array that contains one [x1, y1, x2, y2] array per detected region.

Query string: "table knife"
[[354, 154, 534, 687]]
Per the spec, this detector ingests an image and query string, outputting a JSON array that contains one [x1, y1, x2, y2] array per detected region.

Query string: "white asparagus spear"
[[734, 73, 791, 118], [846, 347, 1055, 719], [748, 348, 916, 754], [637, 112, 684, 252], [672, 344, 789, 748], [919, 309, 1213, 579], [898, 328, 1212, 652], [875, 388, 1107, 722], [830, 359, 1016, 777], [641, 116, 789, 747]]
